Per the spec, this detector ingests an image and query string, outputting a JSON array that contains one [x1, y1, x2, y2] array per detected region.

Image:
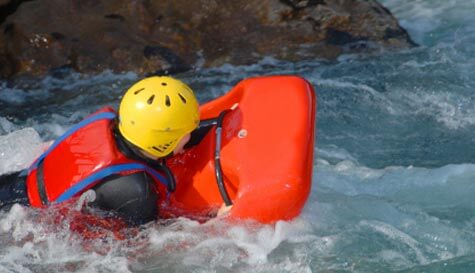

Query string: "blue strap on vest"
[[54, 163, 169, 203], [28, 111, 117, 171]]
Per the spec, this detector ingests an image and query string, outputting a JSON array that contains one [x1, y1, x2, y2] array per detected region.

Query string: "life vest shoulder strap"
[[50, 162, 169, 204], [28, 110, 117, 172]]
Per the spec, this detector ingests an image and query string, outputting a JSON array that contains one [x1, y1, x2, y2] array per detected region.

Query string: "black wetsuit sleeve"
[[91, 171, 159, 226], [0, 171, 29, 210]]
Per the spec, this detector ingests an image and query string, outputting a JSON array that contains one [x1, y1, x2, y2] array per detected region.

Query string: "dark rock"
[[0, 0, 416, 78], [0, 0, 33, 24], [280, 0, 325, 9], [143, 45, 190, 75], [50, 32, 65, 40], [326, 28, 360, 46], [104, 14, 126, 22], [384, 27, 417, 46]]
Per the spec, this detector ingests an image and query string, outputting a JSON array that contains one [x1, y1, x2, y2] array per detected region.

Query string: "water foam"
[[0, 128, 46, 175], [131, 217, 318, 272], [0, 204, 136, 273]]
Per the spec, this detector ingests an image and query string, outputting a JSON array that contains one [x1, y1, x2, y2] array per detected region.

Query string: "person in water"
[[0, 76, 200, 226]]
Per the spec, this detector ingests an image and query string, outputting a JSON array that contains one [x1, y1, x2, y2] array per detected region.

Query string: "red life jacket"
[[26, 107, 170, 207]]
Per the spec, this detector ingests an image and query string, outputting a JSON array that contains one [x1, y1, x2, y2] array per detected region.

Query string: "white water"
[[2, 0, 475, 272], [0, 128, 45, 175]]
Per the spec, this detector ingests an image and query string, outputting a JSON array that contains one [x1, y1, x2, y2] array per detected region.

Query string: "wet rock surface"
[[0, 0, 415, 78]]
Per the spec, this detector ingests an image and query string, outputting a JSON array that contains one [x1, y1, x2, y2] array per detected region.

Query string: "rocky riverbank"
[[0, 0, 415, 78]]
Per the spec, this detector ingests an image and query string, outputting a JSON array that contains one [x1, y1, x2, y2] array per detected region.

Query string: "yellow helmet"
[[118, 76, 200, 158]]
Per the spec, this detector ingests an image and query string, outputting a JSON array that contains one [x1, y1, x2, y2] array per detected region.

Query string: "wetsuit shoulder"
[[92, 171, 158, 226]]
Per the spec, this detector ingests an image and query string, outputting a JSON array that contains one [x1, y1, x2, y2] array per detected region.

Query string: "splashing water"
[[1, 0, 475, 272]]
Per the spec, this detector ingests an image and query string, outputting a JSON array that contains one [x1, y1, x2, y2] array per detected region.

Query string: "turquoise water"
[[1, 0, 475, 272]]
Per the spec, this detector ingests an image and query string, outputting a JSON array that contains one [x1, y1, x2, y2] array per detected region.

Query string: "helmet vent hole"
[[147, 95, 155, 105], [165, 95, 171, 107], [152, 142, 173, 153], [152, 146, 164, 153], [178, 93, 187, 104], [134, 88, 145, 95], [161, 82, 167, 86]]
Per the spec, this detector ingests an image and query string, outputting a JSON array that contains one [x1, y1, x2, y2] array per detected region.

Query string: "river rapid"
[[1, 0, 475, 272]]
